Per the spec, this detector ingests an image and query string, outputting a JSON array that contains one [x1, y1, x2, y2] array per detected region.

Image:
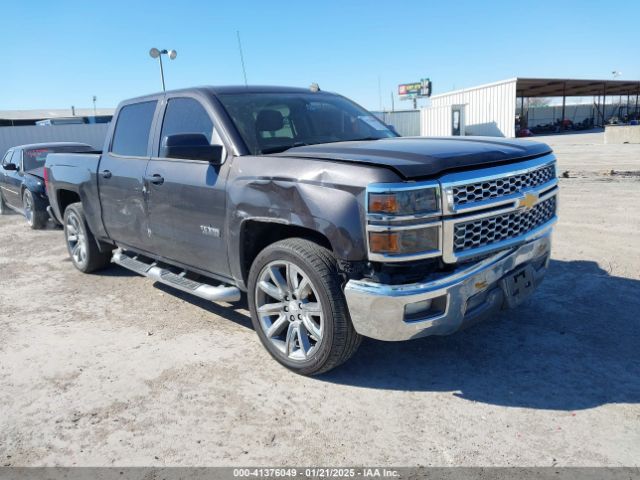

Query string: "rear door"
[[98, 100, 158, 250], [145, 96, 230, 277]]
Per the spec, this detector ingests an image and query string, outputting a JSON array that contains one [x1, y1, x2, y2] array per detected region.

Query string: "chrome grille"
[[453, 196, 556, 252], [452, 163, 555, 206]]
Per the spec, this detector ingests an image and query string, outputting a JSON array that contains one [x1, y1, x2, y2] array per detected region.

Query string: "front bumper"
[[344, 233, 552, 341]]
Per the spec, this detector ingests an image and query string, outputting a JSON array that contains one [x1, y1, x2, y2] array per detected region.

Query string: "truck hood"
[[279, 137, 552, 179]]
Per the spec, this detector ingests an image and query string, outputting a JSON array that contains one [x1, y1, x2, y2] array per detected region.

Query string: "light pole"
[[92, 96, 97, 116], [149, 48, 177, 92]]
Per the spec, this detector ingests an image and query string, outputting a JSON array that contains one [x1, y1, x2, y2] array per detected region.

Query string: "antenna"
[[237, 31, 248, 86]]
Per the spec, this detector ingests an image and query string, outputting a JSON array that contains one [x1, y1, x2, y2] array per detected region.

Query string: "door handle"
[[101, 170, 112, 179], [144, 174, 165, 185]]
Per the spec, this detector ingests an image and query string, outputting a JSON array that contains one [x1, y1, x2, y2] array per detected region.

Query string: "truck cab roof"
[[123, 85, 325, 103]]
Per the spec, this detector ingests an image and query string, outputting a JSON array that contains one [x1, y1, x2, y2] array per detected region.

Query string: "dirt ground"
[[1, 132, 639, 467]]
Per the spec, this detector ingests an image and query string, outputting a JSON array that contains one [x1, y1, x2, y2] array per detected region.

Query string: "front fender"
[[225, 155, 404, 286], [229, 177, 367, 260], [23, 175, 46, 198]]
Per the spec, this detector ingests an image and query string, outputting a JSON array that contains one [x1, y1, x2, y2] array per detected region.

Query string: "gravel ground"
[[0, 132, 639, 467]]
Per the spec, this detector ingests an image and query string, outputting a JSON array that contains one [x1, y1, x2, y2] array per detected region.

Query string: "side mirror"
[[3, 162, 17, 171], [161, 133, 223, 164]]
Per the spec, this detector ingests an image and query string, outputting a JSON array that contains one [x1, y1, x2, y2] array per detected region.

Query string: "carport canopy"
[[515, 77, 640, 127], [516, 78, 640, 97]]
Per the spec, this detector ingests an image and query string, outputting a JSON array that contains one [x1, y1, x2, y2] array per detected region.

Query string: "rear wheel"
[[63, 202, 112, 273], [248, 238, 361, 375], [23, 190, 47, 229], [0, 191, 7, 215]]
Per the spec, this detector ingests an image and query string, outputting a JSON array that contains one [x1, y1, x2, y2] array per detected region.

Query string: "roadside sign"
[[398, 78, 432, 100]]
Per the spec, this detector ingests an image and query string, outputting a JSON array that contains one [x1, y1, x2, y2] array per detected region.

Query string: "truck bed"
[[45, 152, 105, 237]]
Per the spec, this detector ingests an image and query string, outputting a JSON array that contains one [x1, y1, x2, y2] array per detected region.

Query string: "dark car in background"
[[0, 142, 95, 228]]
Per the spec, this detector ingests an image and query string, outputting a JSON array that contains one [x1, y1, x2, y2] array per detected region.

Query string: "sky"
[[3, 0, 640, 112]]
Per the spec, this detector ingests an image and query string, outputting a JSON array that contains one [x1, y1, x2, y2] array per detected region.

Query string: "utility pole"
[[92, 96, 97, 117]]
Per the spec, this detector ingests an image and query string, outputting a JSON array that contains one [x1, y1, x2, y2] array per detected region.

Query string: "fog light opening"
[[403, 295, 447, 322]]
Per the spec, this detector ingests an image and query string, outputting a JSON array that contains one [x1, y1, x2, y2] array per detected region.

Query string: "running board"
[[112, 250, 241, 303]]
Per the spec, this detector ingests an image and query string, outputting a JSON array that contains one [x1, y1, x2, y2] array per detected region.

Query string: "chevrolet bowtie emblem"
[[518, 192, 538, 210]]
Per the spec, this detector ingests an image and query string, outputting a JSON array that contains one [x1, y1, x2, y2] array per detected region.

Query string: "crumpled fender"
[[225, 155, 401, 284]]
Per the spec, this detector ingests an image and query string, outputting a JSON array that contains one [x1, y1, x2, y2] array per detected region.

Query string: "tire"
[[0, 191, 7, 215], [23, 189, 48, 229], [63, 202, 112, 273], [248, 238, 361, 375]]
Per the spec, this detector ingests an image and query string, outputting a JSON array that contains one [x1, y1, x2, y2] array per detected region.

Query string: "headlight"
[[368, 186, 440, 216], [368, 225, 440, 255], [366, 182, 442, 261]]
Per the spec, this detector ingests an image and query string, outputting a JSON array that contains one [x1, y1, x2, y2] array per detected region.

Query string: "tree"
[[523, 97, 551, 108]]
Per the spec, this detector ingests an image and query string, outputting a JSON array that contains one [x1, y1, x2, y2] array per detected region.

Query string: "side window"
[[160, 98, 214, 150], [110, 101, 157, 157], [11, 150, 22, 169], [2, 150, 12, 165]]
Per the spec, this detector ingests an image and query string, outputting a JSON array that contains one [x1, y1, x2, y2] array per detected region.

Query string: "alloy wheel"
[[66, 212, 87, 266], [23, 192, 33, 225], [254, 260, 324, 361]]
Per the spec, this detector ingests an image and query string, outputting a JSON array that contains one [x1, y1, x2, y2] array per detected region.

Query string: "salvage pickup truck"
[[45, 86, 558, 375]]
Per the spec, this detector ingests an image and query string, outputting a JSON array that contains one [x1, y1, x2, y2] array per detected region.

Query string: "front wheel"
[[248, 238, 361, 375], [63, 202, 112, 273]]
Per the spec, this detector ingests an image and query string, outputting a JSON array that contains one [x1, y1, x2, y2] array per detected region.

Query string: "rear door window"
[[111, 101, 157, 157]]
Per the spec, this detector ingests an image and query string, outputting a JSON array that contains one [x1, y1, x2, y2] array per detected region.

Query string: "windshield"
[[217, 92, 397, 155], [23, 145, 93, 171]]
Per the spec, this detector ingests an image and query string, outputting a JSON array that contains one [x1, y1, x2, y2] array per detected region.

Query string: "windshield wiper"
[[345, 137, 383, 142], [260, 137, 383, 154], [261, 142, 309, 155]]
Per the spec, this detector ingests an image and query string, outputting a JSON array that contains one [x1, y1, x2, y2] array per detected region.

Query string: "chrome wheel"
[[23, 192, 33, 225], [66, 212, 87, 266], [254, 260, 324, 361]]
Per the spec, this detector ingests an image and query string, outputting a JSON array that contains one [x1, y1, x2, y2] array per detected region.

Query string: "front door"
[[98, 100, 158, 251], [145, 97, 230, 278], [0, 149, 24, 208]]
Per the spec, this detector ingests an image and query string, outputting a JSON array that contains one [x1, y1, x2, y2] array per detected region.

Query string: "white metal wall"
[[0, 124, 109, 158], [422, 78, 517, 138], [421, 105, 452, 136], [371, 110, 421, 136]]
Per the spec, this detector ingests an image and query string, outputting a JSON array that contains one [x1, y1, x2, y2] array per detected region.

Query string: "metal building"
[[0, 108, 114, 126], [372, 110, 421, 136], [0, 124, 110, 159], [422, 78, 517, 137], [421, 77, 640, 138]]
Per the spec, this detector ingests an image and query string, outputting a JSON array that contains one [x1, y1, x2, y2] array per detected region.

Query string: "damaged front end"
[[344, 154, 559, 341]]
